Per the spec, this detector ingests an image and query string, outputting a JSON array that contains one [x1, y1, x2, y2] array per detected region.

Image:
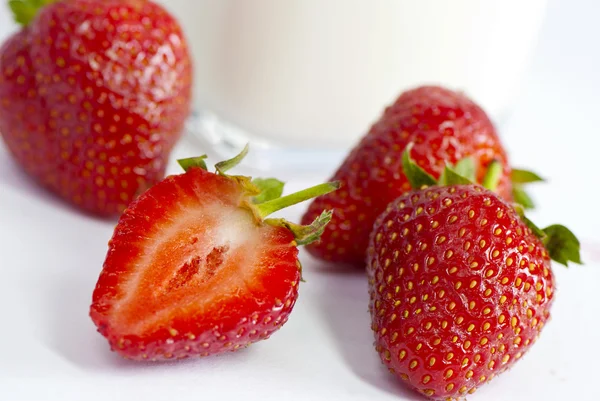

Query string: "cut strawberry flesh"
[[110, 205, 262, 335]]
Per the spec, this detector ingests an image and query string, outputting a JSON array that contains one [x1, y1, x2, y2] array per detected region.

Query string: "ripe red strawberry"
[[90, 147, 339, 361], [0, 0, 192, 216], [302, 86, 540, 266], [367, 155, 580, 400]]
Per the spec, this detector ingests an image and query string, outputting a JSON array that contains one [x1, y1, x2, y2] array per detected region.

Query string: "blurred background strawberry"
[[0, 0, 192, 216]]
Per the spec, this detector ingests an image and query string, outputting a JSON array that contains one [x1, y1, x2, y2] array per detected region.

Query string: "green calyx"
[[401, 145, 437, 189], [401, 144, 501, 190], [511, 168, 545, 209], [9, 0, 56, 26], [177, 145, 340, 246], [401, 144, 544, 209], [481, 160, 503, 192], [513, 205, 582, 267], [266, 210, 333, 246], [402, 145, 582, 268], [251, 178, 285, 204]]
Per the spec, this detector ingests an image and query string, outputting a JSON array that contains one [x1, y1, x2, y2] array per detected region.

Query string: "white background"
[[1, 1, 599, 400]]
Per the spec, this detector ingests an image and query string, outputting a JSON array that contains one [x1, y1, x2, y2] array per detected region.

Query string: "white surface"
[[1, 0, 600, 400], [159, 0, 546, 148]]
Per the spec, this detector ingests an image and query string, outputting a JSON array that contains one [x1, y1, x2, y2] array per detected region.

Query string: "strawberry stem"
[[254, 181, 341, 219], [252, 178, 285, 203], [482, 160, 502, 192], [215, 144, 249, 175], [9, 0, 55, 26]]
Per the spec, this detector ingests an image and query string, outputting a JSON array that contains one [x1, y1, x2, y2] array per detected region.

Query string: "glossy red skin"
[[90, 168, 301, 361], [302, 86, 512, 266], [367, 185, 553, 400], [0, 0, 192, 216]]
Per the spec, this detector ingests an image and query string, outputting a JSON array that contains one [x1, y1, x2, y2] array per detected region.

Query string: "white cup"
[[159, 0, 547, 165]]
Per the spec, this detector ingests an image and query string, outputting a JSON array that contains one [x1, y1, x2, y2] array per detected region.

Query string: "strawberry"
[[90, 146, 339, 361], [367, 152, 581, 400], [301, 86, 541, 266], [0, 0, 192, 216]]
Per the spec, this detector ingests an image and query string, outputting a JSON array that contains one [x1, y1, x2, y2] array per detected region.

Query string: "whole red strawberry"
[[0, 0, 192, 216], [90, 147, 339, 361], [367, 155, 580, 400], [302, 86, 540, 266]]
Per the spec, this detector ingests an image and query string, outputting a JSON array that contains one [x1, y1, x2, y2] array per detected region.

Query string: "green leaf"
[[481, 160, 503, 192], [454, 157, 476, 182], [513, 205, 582, 267], [215, 144, 249, 175], [9, 0, 55, 26], [9, 0, 34, 25], [401, 145, 437, 189], [511, 169, 545, 184], [542, 225, 583, 267], [177, 155, 208, 171], [512, 186, 535, 209], [252, 178, 285, 204], [439, 165, 473, 186], [266, 210, 333, 246], [523, 216, 546, 238]]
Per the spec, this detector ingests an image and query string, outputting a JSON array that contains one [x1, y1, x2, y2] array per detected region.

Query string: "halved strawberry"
[[90, 147, 339, 361]]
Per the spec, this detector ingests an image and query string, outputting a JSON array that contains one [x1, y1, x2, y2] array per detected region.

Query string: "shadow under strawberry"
[[0, 145, 75, 215], [44, 269, 130, 370], [310, 264, 424, 400]]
